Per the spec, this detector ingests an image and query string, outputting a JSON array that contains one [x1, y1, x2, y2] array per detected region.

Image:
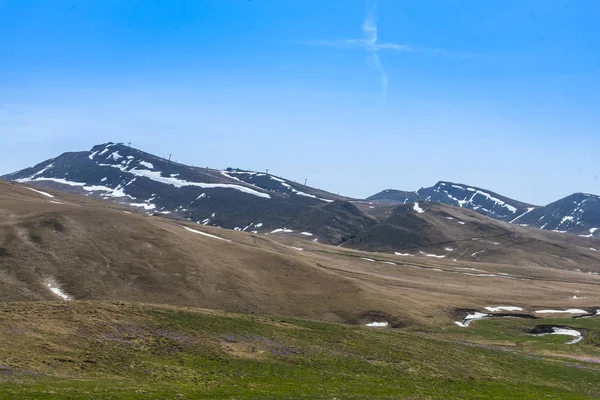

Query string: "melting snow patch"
[[271, 228, 294, 234], [139, 161, 154, 169], [121, 168, 271, 199], [361, 257, 376, 262], [471, 250, 486, 257], [108, 151, 123, 161], [444, 247, 453, 251], [24, 187, 54, 198], [301, 232, 313, 236], [455, 312, 489, 328], [413, 202, 425, 213], [183, 226, 231, 242], [291, 247, 304, 251], [47, 283, 70, 301], [380, 261, 397, 265], [485, 306, 523, 312], [458, 221, 466, 225], [366, 322, 388, 327], [254, 223, 263, 228], [510, 207, 537, 224], [419, 251, 445, 259], [532, 327, 583, 345], [130, 202, 156, 210], [535, 309, 588, 314], [395, 252, 412, 256], [16, 177, 85, 187], [49, 201, 64, 204]]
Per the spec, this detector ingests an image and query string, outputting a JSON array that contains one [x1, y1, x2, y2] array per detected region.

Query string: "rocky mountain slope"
[[2, 142, 374, 245], [4, 142, 600, 245], [369, 182, 600, 237]]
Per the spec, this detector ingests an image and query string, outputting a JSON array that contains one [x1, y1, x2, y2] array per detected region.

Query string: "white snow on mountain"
[[139, 161, 154, 169], [413, 202, 425, 213]]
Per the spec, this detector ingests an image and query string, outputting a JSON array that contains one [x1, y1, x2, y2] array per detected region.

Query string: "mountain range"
[[369, 182, 600, 238], [3, 142, 599, 247]]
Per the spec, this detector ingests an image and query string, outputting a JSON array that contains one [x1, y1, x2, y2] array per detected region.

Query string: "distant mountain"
[[369, 182, 535, 221], [4, 142, 600, 241], [2, 142, 375, 244], [368, 182, 600, 237], [367, 189, 419, 204], [516, 193, 600, 237]]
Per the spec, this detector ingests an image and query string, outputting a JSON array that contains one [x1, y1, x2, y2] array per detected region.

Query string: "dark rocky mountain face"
[[4, 142, 600, 244], [368, 183, 600, 238], [2, 143, 376, 244], [516, 193, 600, 237]]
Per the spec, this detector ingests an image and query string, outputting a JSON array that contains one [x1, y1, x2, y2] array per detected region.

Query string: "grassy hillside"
[[3, 179, 600, 330], [0, 301, 599, 399]]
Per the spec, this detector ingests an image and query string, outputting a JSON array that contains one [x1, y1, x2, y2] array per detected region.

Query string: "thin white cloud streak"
[[296, 1, 476, 85], [361, 3, 388, 97]]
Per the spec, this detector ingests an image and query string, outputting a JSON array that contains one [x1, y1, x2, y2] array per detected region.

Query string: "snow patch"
[[47, 283, 70, 301], [485, 306, 523, 312], [532, 327, 583, 345], [419, 251, 445, 259], [108, 151, 123, 161], [455, 312, 489, 328], [271, 228, 294, 234], [366, 322, 388, 327], [24, 187, 54, 198], [125, 168, 271, 199], [535, 309, 588, 314], [183, 226, 231, 242], [413, 202, 425, 213], [129, 202, 156, 210], [510, 207, 536, 223], [139, 161, 154, 169]]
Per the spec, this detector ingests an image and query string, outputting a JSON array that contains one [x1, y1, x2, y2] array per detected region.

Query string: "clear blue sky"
[[1, 0, 600, 205]]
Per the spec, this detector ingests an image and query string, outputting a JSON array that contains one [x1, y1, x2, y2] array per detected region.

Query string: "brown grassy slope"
[[351, 200, 600, 272], [2, 180, 600, 327]]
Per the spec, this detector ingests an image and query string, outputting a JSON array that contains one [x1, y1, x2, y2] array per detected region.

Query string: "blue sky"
[[1, 0, 600, 205]]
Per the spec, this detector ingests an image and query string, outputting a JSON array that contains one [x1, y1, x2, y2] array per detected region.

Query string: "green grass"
[[0, 302, 598, 399]]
